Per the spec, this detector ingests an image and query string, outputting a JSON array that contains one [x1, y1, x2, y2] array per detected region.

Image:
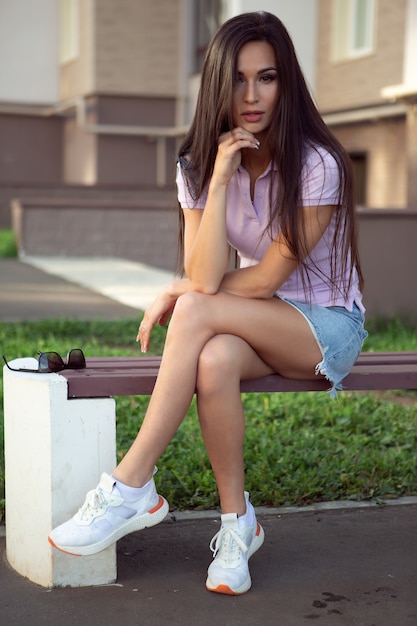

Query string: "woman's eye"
[[260, 74, 276, 83]]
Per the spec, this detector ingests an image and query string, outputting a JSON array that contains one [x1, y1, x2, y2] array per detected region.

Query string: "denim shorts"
[[281, 298, 368, 398]]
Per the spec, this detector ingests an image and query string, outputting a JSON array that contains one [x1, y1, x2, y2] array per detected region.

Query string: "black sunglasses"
[[3, 348, 86, 373]]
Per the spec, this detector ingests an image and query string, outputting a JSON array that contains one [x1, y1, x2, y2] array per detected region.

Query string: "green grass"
[[1, 316, 417, 522], [0, 230, 17, 258]]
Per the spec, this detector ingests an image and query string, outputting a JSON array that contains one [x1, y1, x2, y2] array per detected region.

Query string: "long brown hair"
[[178, 11, 363, 296]]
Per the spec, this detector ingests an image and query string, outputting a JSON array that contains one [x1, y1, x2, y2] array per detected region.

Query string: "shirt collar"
[[238, 160, 277, 177]]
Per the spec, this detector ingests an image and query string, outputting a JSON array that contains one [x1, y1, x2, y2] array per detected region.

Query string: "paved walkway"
[[0, 256, 174, 321], [2, 503, 417, 625], [24, 255, 175, 311], [1, 257, 417, 625]]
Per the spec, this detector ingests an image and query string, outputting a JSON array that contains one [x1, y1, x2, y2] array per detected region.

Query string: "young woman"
[[49, 11, 367, 595]]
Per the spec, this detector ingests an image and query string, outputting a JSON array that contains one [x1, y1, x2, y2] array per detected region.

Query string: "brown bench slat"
[[61, 352, 417, 399], [351, 353, 417, 365], [81, 352, 417, 366]]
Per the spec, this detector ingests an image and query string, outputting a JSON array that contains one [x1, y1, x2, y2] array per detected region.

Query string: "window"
[[350, 153, 367, 206], [194, 0, 223, 73], [332, 0, 376, 61], [59, 0, 79, 64]]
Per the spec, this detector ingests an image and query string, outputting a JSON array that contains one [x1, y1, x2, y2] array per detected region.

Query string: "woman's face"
[[232, 40, 279, 136]]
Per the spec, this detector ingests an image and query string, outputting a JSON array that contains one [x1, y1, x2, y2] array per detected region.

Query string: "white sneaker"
[[206, 499, 264, 595], [48, 472, 169, 556]]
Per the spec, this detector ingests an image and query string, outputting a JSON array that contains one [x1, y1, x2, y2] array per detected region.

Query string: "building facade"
[[316, 0, 417, 210], [0, 0, 416, 314], [1, 0, 415, 205]]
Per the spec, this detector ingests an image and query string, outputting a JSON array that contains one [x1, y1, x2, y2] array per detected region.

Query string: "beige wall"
[[332, 117, 407, 208], [406, 105, 417, 209], [60, 0, 95, 100], [61, 95, 177, 186], [316, 0, 407, 112], [60, 0, 182, 100], [95, 0, 181, 97], [316, 0, 411, 209]]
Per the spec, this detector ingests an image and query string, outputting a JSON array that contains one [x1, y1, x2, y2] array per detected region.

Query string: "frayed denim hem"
[[280, 297, 368, 400], [315, 358, 344, 399]]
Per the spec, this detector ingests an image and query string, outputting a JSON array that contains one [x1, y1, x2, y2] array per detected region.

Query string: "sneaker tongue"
[[99, 472, 117, 493], [220, 512, 239, 528]]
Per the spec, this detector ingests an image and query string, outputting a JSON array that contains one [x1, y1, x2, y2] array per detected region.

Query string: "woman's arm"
[[218, 203, 335, 299], [182, 186, 229, 294], [137, 204, 334, 351], [184, 182, 335, 303], [183, 129, 260, 293]]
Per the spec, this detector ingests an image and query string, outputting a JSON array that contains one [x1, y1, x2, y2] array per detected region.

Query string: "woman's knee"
[[172, 290, 211, 326], [196, 336, 238, 394]]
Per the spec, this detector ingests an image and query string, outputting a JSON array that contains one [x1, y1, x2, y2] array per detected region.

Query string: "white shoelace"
[[78, 486, 112, 522], [210, 526, 249, 562]]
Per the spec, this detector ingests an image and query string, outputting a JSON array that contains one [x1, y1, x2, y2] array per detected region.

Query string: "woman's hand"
[[136, 288, 177, 353], [136, 278, 192, 352], [212, 128, 260, 187], [182, 128, 259, 293]]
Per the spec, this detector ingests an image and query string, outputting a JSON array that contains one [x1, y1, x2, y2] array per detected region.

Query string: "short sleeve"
[[176, 162, 207, 209], [300, 147, 341, 206]]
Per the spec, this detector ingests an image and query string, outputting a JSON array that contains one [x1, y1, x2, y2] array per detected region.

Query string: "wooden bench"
[[3, 351, 417, 589], [61, 351, 417, 398]]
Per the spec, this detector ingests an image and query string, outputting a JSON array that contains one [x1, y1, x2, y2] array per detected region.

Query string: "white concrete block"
[[3, 359, 117, 587]]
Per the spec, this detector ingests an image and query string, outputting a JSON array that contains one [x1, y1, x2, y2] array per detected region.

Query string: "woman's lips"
[[242, 111, 263, 123]]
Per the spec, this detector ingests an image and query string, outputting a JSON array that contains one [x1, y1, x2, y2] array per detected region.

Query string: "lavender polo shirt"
[[176, 145, 364, 312]]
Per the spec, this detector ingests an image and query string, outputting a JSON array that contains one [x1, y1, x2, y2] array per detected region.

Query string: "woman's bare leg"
[[196, 334, 273, 515], [114, 291, 322, 490]]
